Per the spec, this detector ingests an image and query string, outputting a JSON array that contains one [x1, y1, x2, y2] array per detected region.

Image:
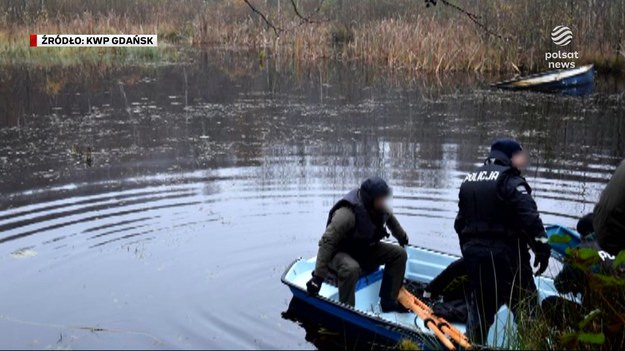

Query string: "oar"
[[399, 287, 473, 350], [398, 288, 457, 350]]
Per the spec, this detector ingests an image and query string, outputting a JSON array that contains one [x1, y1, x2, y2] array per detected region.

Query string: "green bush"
[[518, 245, 625, 350]]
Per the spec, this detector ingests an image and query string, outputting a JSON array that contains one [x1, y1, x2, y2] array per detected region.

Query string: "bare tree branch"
[[289, 0, 326, 24], [313, 0, 326, 14], [243, 0, 283, 35], [437, 0, 511, 41], [243, 0, 327, 36]]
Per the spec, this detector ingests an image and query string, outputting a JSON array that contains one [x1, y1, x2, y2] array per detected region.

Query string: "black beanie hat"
[[490, 138, 523, 159], [360, 176, 391, 207]]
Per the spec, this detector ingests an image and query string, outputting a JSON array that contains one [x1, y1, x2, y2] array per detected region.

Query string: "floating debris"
[[11, 248, 38, 259], [69, 144, 93, 167]]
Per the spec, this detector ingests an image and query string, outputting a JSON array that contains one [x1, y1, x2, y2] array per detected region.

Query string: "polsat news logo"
[[30, 34, 157, 47], [545, 25, 578, 69], [551, 25, 573, 46]]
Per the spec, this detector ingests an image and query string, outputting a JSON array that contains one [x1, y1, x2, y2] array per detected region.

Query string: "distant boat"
[[492, 64, 594, 94]]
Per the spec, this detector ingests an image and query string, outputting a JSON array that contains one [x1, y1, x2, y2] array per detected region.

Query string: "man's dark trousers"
[[328, 242, 407, 306], [463, 239, 538, 344]]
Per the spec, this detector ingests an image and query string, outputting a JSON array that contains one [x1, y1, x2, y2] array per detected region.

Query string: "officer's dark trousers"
[[462, 240, 538, 345], [329, 242, 407, 306]]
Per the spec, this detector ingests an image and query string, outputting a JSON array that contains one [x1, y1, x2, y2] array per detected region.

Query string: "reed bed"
[[1, 0, 624, 73]]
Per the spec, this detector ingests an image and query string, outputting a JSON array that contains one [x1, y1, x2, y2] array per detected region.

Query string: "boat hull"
[[282, 243, 561, 349], [282, 259, 442, 349], [288, 286, 430, 345]]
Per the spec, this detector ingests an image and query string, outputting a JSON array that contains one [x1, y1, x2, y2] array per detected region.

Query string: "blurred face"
[[511, 151, 528, 170], [373, 196, 390, 212]]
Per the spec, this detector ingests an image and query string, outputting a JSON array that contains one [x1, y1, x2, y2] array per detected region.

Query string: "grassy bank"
[[514, 246, 625, 350], [0, 0, 195, 66], [1, 0, 624, 72]]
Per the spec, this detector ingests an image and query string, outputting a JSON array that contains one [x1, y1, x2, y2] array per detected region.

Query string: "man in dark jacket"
[[306, 177, 410, 312], [454, 138, 551, 344], [553, 213, 597, 296], [594, 160, 625, 255]]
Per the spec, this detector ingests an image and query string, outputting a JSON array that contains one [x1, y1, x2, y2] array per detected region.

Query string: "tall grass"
[[1, 0, 624, 72], [513, 247, 625, 350]]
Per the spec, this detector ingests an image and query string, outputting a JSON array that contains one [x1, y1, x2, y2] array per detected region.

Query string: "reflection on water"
[[0, 52, 624, 349]]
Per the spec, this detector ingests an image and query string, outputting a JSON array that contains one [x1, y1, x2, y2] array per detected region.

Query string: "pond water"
[[0, 53, 624, 349]]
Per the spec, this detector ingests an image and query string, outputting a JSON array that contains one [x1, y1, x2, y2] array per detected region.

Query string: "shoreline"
[[2, 43, 624, 78], [1, 1, 624, 73]]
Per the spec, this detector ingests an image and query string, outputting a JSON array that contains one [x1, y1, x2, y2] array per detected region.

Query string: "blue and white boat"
[[545, 224, 582, 260], [282, 241, 563, 350], [492, 64, 594, 95]]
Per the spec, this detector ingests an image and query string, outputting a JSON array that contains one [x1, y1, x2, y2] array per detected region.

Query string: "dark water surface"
[[1, 53, 624, 349]]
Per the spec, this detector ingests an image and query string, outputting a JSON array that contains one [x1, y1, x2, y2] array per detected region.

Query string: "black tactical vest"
[[327, 189, 389, 258], [458, 162, 514, 240]]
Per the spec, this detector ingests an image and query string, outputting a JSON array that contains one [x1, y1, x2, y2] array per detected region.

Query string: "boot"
[[380, 299, 409, 313]]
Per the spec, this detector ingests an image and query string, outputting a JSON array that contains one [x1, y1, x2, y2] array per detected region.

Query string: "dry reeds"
[[1, 0, 624, 73]]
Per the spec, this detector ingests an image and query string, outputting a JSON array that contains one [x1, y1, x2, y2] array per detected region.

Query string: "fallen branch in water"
[[0, 313, 162, 345]]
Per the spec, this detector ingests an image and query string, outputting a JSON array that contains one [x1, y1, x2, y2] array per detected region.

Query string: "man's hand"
[[306, 274, 324, 295], [533, 241, 551, 276], [398, 236, 409, 248]]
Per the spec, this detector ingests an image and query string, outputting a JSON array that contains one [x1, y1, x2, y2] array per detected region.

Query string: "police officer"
[[454, 138, 551, 344], [306, 177, 410, 312]]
